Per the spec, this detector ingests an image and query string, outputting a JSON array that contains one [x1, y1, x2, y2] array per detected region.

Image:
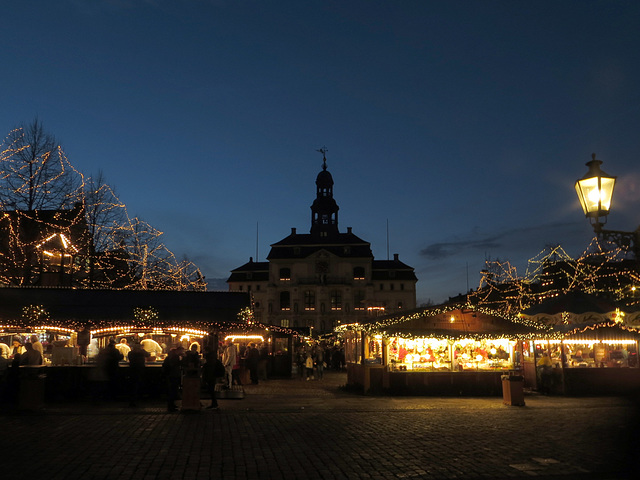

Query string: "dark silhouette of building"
[[228, 154, 417, 333]]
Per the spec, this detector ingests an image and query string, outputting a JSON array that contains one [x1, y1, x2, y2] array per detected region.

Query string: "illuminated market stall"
[[339, 303, 549, 395], [0, 287, 252, 401], [522, 321, 640, 395], [519, 297, 640, 395]]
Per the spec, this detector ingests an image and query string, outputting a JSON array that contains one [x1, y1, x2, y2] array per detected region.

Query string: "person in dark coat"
[[127, 342, 150, 407], [201, 345, 223, 409], [245, 343, 260, 385], [98, 339, 123, 400], [162, 346, 184, 412], [20, 342, 43, 366]]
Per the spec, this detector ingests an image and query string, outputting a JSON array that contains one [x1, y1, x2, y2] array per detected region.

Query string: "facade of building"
[[227, 155, 417, 334]]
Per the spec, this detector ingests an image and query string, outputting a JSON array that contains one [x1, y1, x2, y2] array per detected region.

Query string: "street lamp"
[[575, 153, 640, 257]]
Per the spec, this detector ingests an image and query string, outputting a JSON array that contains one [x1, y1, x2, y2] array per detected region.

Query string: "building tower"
[[310, 152, 339, 237], [228, 151, 417, 334]]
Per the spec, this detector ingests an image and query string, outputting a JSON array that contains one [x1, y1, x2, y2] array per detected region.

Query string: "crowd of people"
[[0, 335, 45, 367], [295, 342, 345, 381], [1, 332, 347, 410]]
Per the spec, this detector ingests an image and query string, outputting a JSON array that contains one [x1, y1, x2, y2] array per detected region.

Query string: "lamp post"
[[575, 153, 640, 257]]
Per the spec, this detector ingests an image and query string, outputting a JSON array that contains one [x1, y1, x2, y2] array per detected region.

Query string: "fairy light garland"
[[1, 123, 206, 291], [466, 243, 640, 317]]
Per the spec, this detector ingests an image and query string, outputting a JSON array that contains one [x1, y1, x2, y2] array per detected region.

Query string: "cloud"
[[419, 222, 577, 261], [420, 235, 502, 260]]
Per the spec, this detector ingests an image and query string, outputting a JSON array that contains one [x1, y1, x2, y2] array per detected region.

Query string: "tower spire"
[[316, 146, 328, 170], [310, 147, 339, 237]]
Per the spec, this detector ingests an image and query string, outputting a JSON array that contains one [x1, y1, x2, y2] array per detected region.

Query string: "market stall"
[[340, 303, 547, 395], [524, 322, 640, 395]]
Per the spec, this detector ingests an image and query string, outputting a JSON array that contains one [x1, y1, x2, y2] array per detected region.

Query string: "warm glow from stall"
[[544, 339, 636, 345], [224, 335, 265, 342]]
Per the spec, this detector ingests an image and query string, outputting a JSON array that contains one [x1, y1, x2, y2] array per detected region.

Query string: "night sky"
[[2, 1, 640, 305]]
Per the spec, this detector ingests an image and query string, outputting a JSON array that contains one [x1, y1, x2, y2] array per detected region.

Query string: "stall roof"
[[549, 321, 640, 338], [0, 287, 251, 327], [339, 302, 551, 339]]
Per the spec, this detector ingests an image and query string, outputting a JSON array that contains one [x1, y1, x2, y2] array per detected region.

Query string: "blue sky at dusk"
[[2, 1, 640, 305]]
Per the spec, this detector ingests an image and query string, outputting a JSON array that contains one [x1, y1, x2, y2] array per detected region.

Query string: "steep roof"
[[372, 256, 418, 281], [267, 229, 373, 260], [227, 259, 269, 282]]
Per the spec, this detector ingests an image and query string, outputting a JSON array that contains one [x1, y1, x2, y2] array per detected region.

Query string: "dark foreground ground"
[[1, 371, 638, 480]]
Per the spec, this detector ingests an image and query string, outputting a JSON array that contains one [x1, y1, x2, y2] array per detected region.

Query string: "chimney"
[[249, 257, 253, 263], [393, 253, 399, 261], [347, 227, 352, 234], [291, 227, 296, 235]]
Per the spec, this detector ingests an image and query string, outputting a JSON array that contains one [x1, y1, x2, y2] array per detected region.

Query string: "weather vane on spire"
[[316, 146, 328, 170]]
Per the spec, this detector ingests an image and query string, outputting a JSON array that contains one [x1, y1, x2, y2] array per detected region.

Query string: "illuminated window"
[[280, 292, 291, 310], [279, 268, 291, 281], [281, 319, 290, 328], [354, 290, 365, 310], [331, 290, 342, 310], [304, 290, 315, 310], [353, 267, 365, 280]]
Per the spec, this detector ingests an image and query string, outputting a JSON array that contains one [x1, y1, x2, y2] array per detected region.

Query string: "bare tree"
[[82, 171, 131, 287], [0, 119, 84, 284], [0, 118, 82, 211], [0, 120, 206, 290]]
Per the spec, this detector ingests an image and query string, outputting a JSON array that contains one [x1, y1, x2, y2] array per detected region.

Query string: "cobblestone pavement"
[[1, 371, 638, 480]]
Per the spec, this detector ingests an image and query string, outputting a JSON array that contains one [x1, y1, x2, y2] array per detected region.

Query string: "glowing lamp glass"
[[575, 156, 616, 219]]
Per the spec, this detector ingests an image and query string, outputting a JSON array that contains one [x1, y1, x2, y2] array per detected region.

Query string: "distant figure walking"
[[314, 344, 325, 380]]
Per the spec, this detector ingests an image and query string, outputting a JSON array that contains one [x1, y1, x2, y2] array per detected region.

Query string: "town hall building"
[[227, 153, 417, 334]]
